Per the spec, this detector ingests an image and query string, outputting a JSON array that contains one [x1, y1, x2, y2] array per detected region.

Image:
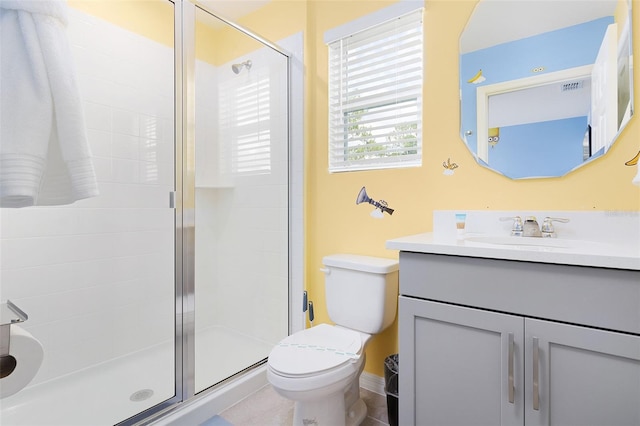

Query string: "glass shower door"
[[192, 6, 290, 393], [0, 1, 177, 424]]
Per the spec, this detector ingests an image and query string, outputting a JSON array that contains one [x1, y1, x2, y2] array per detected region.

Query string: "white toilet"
[[267, 254, 399, 426]]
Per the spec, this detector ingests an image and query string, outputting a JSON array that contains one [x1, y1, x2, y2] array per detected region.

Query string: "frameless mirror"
[[459, 0, 634, 179]]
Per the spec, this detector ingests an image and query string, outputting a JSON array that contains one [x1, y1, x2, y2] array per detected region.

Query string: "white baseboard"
[[359, 371, 386, 396]]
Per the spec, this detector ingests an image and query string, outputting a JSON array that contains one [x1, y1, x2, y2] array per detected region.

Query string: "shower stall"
[[0, 0, 302, 424]]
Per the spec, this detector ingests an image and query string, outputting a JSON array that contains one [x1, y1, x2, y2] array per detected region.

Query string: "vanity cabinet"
[[398, 252, 640, 426]]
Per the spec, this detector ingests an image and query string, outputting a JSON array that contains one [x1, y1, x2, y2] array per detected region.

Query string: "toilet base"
[[292, 390, 344, 426], [346, 398, 367, 426], [292, 394, 367, 426]]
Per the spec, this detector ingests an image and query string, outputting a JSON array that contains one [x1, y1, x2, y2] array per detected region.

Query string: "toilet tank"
[[322, 254, 399, 334]]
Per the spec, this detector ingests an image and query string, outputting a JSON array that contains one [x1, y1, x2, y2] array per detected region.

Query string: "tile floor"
[[217, 384, 390, 426]]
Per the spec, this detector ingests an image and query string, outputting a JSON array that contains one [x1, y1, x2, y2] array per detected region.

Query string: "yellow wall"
[[235, 0, 307, 46], [302, 0, 640, 377], [69, 0, 640, 378], [67, 0, 226, 65]]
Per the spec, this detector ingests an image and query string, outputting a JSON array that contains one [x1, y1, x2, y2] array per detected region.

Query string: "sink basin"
[[464, 235, 573, 249]]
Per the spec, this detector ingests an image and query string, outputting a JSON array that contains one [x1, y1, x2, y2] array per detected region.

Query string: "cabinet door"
[[399, 297, 524, 426], [525, 319, 640, 426]]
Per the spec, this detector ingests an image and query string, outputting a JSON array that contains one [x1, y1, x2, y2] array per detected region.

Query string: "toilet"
[[267, 254, 399, 426]]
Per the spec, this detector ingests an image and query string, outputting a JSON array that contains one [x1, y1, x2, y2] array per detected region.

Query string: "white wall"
[[0, 8, 175, 386], [194, 47, 289, 347]]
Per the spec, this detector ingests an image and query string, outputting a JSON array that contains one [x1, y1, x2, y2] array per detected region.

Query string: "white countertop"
[[386, 232, 640, 271]]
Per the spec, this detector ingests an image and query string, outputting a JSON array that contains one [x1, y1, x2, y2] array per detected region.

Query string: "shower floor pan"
[[0, 326, 271, 426]]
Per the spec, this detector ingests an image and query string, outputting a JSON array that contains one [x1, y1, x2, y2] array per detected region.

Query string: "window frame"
[[327, 8, 424, 173]]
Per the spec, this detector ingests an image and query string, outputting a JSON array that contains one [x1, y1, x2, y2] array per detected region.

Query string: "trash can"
[[384, 354, 399, 426]]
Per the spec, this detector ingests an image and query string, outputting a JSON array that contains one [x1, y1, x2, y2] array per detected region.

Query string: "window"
[[328, 9, 423, 172]]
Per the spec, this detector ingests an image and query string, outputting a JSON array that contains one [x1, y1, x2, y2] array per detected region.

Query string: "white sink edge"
[[386, 232, 640, 270]]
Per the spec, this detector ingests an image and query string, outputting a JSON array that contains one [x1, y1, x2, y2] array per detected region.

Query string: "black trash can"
[[384, 354, 399, 426]]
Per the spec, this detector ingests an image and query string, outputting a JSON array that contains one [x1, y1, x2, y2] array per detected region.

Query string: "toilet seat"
[[268, 324, 364, 377]]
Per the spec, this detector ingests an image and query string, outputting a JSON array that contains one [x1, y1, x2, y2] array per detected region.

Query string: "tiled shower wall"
[[194, 47, 290, 347], [0, 5, 293, 389], [0, 8, 175, 386]]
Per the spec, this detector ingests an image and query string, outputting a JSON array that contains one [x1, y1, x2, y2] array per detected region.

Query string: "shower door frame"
[[181, 0, 297, 401], [120, 0, 301, 424]]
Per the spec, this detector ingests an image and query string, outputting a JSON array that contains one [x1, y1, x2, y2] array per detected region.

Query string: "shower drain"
[[130, 389, 154, 402]]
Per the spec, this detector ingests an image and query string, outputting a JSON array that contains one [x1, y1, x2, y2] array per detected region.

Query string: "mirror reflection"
[[459, 0, 634, 179]]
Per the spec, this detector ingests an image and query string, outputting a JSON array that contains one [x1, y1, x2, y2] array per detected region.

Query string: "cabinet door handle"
[[532, 336, 540, 411], [508, 332, 514, 404]]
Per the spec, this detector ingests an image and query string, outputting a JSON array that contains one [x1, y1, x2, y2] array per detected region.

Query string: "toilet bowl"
[[268, 324, 371, 425], [267, 254, 399, 426]]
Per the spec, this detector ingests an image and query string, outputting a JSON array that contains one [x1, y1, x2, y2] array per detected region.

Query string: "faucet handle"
[[541, 217, 570, 238], [499, 216, 523, 236]]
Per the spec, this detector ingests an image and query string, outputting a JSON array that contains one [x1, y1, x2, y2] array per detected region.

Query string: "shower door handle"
[[308, 301, 314, 323]]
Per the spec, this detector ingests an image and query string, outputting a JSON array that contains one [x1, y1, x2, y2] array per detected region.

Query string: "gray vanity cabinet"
[[398, 252, 640, 426], [524, 319, 640, 426], [399, 297, 524, 425]]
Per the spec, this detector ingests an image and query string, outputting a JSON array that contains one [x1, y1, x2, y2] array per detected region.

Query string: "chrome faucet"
[[523, 216, 542, 237], [499, 216, 524, 236], [540, 217, 570, 238], [501, 215, 570, 238]]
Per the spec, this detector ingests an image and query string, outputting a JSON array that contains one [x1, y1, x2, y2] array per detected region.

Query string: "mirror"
[[459, 0, 634, 179]]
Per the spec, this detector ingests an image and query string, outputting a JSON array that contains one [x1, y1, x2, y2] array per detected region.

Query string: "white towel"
[[0, 0, 98, 207]]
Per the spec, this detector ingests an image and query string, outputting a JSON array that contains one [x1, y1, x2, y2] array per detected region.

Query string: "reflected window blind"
[[219, 75, 271, 175], [328, 9, 423, 172]]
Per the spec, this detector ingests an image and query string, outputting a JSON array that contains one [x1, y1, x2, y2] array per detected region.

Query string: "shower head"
[[232, 60, 252, 74]]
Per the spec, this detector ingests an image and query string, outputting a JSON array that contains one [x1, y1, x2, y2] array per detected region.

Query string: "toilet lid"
[[268, 324, 363, 376]]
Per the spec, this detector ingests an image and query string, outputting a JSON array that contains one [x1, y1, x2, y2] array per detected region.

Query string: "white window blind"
[[328, 9, 423, 172]]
